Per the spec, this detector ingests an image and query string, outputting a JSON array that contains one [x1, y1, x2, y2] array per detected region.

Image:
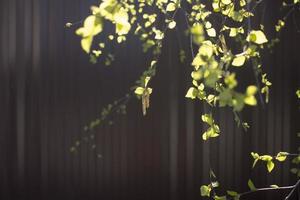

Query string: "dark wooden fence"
[[0, 0, 299, 200]]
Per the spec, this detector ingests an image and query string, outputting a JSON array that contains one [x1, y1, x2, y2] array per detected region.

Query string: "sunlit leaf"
[[80, 37, 93, 54], [135, 87, 145, 96], [207, 28, 216, 37], [246, 85, 257, 96], [221, 0, 232, 5], [275, 152, 288, 162], [267, 160, 275, 172], [166, 3, 176, 12], [185, 87, 198, 99], [247, 30, 268, 44], [232, 55, 246, 67], [270, 185, 279, 188], [260, 155, 273, 161], [201, 114, 213, 126], [168, 20, 176, 29], [200, 185, 211, 197]]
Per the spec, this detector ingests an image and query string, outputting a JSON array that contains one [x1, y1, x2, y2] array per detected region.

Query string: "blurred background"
[[0, 0, 299, 200]]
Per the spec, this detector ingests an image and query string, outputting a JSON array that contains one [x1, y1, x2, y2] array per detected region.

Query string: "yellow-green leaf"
[[135, 87, 145, 96], [221, 0, 232, 5], [201, 114, 213, 125], [191, 71, 202, 81], [207, 28, 216, 37], [81, 37, 93, 53], [76, 15, 103, 38], [270, 185, 279, 188], [251, 152, 260, 159], [147, 87, 153, 94], [245, 85, 258, 105], [200, 185, 211, 197], [168, 20, 176, 29], [260, 155, 273, 161], [232, 55, 246, 67], [244, 95, 257, 106], [246, 85, 258, 96], [166, 3, 176, 12], [114, 9, 131, 35], [267, 160, 275, 172], [247, 30, 268, 44], [185, 87, 198, 99], [276, 152, 288, 162]]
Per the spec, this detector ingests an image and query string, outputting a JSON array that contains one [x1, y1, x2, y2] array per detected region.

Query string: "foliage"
[[67, 0, 300, 199]]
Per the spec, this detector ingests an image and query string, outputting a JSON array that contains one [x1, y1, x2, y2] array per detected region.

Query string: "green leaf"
[[65, 22, 73, 28], [267, 161, 275, 172], [191, 56, 205, 69], [247, 30, 268, 44], [166, 3, 176, 12], [202, 132, 209, 141], [221, 0, 232, 5], [168, 20, 176, 29], [211, 181, 219, 188], [205, 21, 212, 29], [244, 96, 257, 106], [275, 152, 288, 162], [219, 89, 233, 107], [207, 28, 216, 37], [270, 185, 279, 188], [260, 155, 272, 161], [224, 73, 237, 89], [240, 0, 246, 6], [244, 85, 258, 106], [232, 55, 246, 67], [232, 93, 245, 111], [191, 23, 204, 35], [80, 37, 93, 54], [198, 40, 214, 58], [246, 85, 258, 96], [296, 90, 300, 98], [135, 87, 145, 96], [76, 15, 103, 53], [227, 190, 238, 197], [201, 114, 213, 126], [115, 20, 131, 36], [185, 87, 198, 99], [247, 179, 256, 191], [202, 127, 220, 141], [191, 71, 202, 81], [146, 88, 153, 94], [76, 15, 103, 37], [251, 152, 260, 159], [200, 185, 211, 197], [251, 152, 260, 168], [214, 195, 227, 200]]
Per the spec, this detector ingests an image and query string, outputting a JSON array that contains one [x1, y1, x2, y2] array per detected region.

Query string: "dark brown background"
[[0, 0, 299, 200]]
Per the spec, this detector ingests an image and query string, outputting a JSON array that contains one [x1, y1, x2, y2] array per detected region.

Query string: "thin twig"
[[285, 179, 300, 200], [183, 12, 195, 59], [239, 184, 295, 198]]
